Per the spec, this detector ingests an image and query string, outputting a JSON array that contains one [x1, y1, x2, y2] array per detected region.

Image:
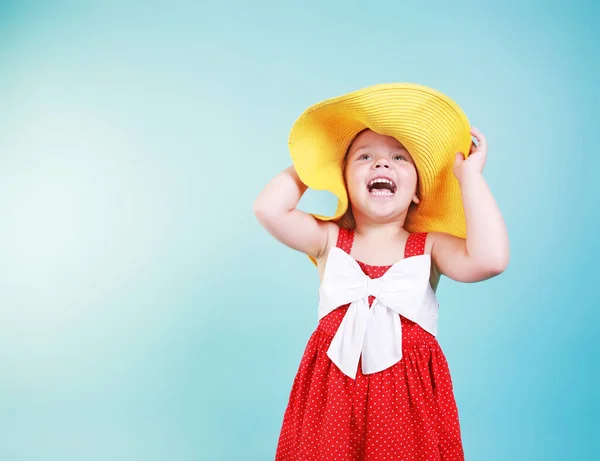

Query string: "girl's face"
[[344, 129, 420, 222]]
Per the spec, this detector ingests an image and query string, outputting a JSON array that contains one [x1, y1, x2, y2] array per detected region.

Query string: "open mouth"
[[367, 177, 397, 196]]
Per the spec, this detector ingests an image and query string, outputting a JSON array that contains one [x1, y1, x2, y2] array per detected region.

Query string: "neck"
[[353, 217, 410, 242]]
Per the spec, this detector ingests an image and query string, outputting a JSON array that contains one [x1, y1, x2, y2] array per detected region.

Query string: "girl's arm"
[[253, 165, 333, 260], [430, 127, 510, 283]]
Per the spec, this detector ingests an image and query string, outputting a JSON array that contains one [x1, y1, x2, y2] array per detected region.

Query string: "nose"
[[374, 157, 390, 169]]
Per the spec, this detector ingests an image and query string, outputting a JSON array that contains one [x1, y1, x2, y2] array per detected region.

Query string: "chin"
[[356, 201, 407, 220]]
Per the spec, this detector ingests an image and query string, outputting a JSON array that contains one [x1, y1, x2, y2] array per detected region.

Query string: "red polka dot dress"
[[274, 227, 465, 461]]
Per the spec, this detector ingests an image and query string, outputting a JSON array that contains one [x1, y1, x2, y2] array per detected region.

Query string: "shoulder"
[[420, 231, 436, 254], [315, 221, 341, 261], [423, 231, 443, 251], [426, 231, 466, 255], [421, 231, 444, 287]]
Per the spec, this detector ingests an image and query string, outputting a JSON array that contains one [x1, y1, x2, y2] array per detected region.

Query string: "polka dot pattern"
[[275, 227, 465, 460]]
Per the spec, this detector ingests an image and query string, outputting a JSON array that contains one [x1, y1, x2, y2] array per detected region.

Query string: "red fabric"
[[275, 227, 465, 460]]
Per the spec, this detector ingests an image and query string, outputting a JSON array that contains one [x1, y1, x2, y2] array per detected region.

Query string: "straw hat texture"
[[289, 82, 472, 266]]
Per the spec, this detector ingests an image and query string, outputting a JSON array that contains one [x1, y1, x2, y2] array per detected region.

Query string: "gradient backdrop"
[[1, 0, 598, 460]]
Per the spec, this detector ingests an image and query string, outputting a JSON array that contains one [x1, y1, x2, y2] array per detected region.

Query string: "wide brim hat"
[[288, 82, 472, 266]]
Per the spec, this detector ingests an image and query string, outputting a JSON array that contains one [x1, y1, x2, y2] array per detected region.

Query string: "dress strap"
[[405, 232, 428, 258], [335, 226, 354, 254]]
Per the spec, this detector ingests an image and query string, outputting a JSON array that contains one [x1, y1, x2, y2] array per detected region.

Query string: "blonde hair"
[[333, 129, 421, 230]]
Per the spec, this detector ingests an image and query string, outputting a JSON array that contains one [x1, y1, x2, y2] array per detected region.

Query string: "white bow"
[[318, 247, 439, 380]]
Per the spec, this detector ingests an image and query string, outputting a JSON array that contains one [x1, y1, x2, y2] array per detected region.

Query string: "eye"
[[358, 153, 372, 160], [393, 154, 406, 161]]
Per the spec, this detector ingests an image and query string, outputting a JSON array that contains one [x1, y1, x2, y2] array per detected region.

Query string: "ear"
[[412, 193, 420, 205]]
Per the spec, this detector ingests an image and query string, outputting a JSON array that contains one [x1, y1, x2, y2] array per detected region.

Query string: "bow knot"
[[366, 278, 381, 298], [317, 247, 439, 380]]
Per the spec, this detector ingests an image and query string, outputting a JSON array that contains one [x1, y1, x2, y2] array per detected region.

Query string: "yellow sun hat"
[[288, 83, 473, 266]]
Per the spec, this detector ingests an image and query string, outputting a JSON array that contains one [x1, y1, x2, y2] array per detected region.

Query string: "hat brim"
[[289, 83, 472, 265]]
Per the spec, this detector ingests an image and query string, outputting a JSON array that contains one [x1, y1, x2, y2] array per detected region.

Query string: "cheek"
[[398, 165, 418, 183], [345, 168, 364, 195], [343, 165, 353, 184]]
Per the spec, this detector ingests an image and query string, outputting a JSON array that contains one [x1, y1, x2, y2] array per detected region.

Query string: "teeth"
[[368, 178, 395, 188], [367, 177, 396, 196]]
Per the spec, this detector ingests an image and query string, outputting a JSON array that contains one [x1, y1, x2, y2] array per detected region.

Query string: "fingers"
[[470, 126, 487, 149]]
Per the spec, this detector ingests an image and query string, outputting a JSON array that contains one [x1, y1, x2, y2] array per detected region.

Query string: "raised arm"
[[253, 165, 333, 260], [430, 127, 510, 283]]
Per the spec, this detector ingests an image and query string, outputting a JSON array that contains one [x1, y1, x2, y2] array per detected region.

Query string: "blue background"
[[1, 0, 598, 459]]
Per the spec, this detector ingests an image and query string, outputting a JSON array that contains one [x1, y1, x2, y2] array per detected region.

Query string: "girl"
[[253, 83, 509, 461]]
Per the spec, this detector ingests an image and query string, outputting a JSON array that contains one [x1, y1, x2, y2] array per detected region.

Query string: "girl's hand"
[[453, 126, 487, 182]]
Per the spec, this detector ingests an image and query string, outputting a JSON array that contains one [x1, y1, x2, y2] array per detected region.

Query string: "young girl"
[[253, 83, 509, 461]]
